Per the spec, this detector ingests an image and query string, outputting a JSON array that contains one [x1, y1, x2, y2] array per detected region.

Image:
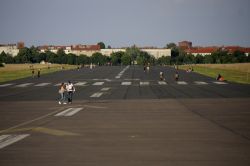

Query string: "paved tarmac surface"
[[0, 65, 250, 165]]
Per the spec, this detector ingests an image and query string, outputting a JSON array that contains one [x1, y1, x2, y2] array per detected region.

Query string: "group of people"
[[159, 71, 179, 81], [31, 69, 41, 78], [58, 81, 75, 104]]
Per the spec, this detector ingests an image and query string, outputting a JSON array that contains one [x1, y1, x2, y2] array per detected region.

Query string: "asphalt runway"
[[0, 65, 250, 166]]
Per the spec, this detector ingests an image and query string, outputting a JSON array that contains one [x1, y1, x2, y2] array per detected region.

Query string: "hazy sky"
[[0, 0, 250, 47]]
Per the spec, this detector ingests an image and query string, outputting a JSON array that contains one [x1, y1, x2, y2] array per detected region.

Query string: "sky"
[[0, 0, 250, 48]]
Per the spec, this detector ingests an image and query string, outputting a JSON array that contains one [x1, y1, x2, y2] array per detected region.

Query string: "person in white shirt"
[[66, 81, 75, 104]]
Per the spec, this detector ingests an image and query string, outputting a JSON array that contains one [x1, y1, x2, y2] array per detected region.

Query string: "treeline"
[[0, 46, 155, 66], [157, 43, 250, 65], [1, 44, 250, 67]]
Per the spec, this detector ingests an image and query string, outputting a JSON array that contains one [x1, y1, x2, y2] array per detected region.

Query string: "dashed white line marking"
[[90, 92, 103, 98], [0, 134, 30, 149], [158, 81, 167, 85], [0, 83, 14, 87], [177, 81, 188, 85], [64, 108, 83, 117], [140, 82, 149, 86], [92, 82, 104, 86], [55, 108, 83, 117], [35, 83, 51, 86], [121, 82, 132, 86], [124, 78, 140, 81], [75, 82, 87, 86], [15, 83, 33, 87], [194, 81, 208, 85], [115, 76, 120, 79], [213, 81, 228, 85], [101, 87, 110, 91], [55, 108, 73, 116]]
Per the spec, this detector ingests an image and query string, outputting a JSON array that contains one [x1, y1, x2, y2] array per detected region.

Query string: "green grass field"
[[179, 63, 250, 84], [0, 64, 77, 83]]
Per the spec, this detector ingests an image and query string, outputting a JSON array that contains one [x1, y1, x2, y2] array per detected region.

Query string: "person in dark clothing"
[[37, 69, 41, 78]]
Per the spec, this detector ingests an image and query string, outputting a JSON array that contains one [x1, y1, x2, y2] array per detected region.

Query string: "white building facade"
[[0, 44, 19, 57]]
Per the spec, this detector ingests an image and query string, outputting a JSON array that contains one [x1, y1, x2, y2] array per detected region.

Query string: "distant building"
[[100, 48, 171, 58], [185, 47, 218, 56], [37, 44, 171, 58], [178, 41, 192, 49], [185, 46, 250, 56], [0, 42, 23, 57]]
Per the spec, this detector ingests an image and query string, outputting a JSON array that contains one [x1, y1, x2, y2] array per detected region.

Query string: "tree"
[[16, 47, 31, 63], [157, 56, 171, 65], [195, 54, 204, 64], [76, 54, 90, 65], [91, 52, 108, 65], [29, 46, 39, 63], [110, 51, 124, 65], [121, 54, 131, 65], [97, 42, 105, 49], [136, 51, 151, 65], [125, 45, 141, 64], [67, 54, 76, 65], [0, 51, 7, 62], [232, 50, 247, 63], [204, 54, 214, 64], [165, 42, 177, 49]]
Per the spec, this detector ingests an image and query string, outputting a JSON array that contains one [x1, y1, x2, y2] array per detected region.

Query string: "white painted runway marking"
[[0, 134, 30, 149], [121, 82, 132, 86], [177, 81, 188, 85], [90, 92, 103, 98], [140, 82, 149, 86], [15, 83, 33, 87], [35, 83, 51, 86], [55, 108, 83, 117], [115, 65, 130, 79], [75, 82, 87, 86], [64, 108, 83, 117], [92, 82, 104, 86], [54, 83, 61, 86], [124, 78, 140, 81], [194, 81, 208, 85], [101, 87, 110, 91], [158, 81, 167, 85], [213, 81, 228, 85], [55, 108, 73, 116], [0, 83, 14, 87]]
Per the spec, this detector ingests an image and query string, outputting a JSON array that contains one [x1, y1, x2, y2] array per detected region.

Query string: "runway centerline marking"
[[90, 92, 103, 98], [213, 81, 228, 85], [194, 81, 208, 85], [15, 83, 33, 87], [158, 81, 167, 85], [101, 87, 110, 91], [0, 83, 14, 87], [55, 108, 83, 117], [121, 82, 132, 85], [92, 82, 104, 86], [35, 83, 51, 86], [0, 134, 30, 149], [177, 81, 188, 85], [140, 82, 149, 86], [75, 82, 87, 86]]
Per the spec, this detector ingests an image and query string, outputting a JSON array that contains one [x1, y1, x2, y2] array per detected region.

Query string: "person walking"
[[175, 72, 179, 81], [160, 71, 164, 81], [66, 81, 75, 104], [31, 69, 35, 78], [58, 83, 67, 104], [37, 69, 41, 78]]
